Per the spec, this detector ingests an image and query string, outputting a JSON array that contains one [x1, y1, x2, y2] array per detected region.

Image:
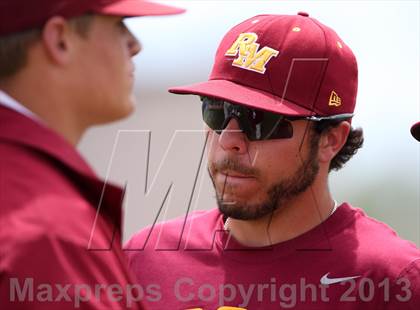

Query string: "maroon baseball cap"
[[0, 0, 185, 36], [411, 122, 420, 141], [169, 12, 358, 117]]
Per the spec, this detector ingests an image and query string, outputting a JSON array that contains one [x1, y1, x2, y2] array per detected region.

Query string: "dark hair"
[[0, 14, 94, 80], [313, 119, 364, 171]]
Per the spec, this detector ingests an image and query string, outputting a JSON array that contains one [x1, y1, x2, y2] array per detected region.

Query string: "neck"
[[1, 75, 86, 146], [225, 173, 335, 247]]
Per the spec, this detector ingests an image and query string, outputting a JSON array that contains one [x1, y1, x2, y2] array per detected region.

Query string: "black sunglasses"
[[201, 96, 353, 141]]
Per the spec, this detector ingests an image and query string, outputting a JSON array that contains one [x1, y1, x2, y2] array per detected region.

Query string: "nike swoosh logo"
[[320, 272, 361, 285]]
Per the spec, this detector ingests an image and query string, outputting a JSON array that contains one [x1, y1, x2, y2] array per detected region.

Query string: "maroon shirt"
[[126, 204, 420, 309], [0, 106, 143, 309]]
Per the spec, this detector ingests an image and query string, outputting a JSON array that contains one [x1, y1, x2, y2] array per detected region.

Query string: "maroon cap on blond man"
[[0, 0, 184, 36], [170, 12, 358, 117]]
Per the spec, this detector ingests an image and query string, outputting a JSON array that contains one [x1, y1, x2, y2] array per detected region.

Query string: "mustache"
[[210, 158, 259, 177]]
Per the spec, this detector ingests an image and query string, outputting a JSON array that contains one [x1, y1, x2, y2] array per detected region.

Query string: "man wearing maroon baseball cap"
[[411, 122, 420, 142], [126, 13, 420, 309], [0, 0, 183, 309]]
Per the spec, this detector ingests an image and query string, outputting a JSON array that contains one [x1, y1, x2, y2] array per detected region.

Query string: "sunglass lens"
[[246, 110, 293, 140], [270, 119, 293, 139], [201, 98, 225, 133]]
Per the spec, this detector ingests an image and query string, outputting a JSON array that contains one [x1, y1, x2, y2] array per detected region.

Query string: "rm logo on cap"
[[329, 91, 342, 107], [225, 33, 279, 74]]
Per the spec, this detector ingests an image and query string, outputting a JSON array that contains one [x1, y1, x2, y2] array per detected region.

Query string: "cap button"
[[297, 11, 309, 17]]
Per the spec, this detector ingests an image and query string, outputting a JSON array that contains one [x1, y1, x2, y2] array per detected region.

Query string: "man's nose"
[[218, 118, 248, 154], [128, 30, 142, 56]]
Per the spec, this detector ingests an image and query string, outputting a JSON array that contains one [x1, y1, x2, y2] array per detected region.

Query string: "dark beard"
[[212, 136, 320, 220]]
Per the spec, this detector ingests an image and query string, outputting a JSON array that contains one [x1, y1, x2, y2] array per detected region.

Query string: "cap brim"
[[169, 80, 315, 116], [99, 0, 185, 17], [411, 122, 420, 141]]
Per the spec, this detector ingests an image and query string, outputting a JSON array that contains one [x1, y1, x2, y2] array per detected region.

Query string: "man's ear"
[[317, 121, 351, 164], [41, 16, 76, 65]]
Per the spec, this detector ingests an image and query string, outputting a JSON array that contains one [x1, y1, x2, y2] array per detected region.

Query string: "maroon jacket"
[[0, 106, 143, 309]]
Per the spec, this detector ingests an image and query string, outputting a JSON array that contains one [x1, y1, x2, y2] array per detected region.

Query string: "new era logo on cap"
[[329, 91, 342, 107], [170, 12, 358, 118]]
